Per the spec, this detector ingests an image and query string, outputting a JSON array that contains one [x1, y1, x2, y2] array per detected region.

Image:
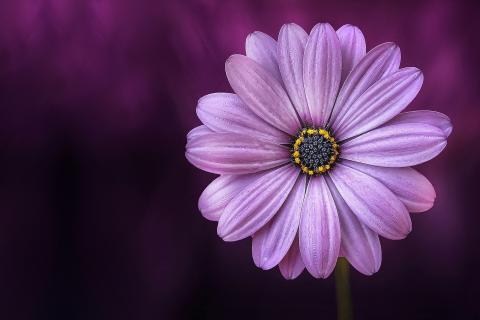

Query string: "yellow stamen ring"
[[290, 127, 340, 176]]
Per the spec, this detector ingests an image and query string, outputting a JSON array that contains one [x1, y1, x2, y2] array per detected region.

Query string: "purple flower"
[[185, 23, 451, 279]]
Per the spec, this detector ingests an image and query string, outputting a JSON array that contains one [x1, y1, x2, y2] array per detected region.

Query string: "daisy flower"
[[185, 23, 451, 279]]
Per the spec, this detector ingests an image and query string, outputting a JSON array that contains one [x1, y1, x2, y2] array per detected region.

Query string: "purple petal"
[[329, 163, 412, 240], [299, 176, 340, 278], [185, 132, 289, 175], [342, 160, 436, 213], [187, 125, 212, 142], [336, 24, 366, 85], [196, 92, 289, 144], [199, 174, 260, 221], [278, 23, 312, 125], [279, 235, 305, 280], [330, 42, 401, 128], [386, 110, 452, 137], [245, 31, 282, 82], [334, 67, 423, 140], [218, 165, 299, 241], [303, 23, 342, 127], [326, 177, 381, 275], [341, 123, 447, 167], [226, 54, 301, 135], [252, 175, 307, 269]]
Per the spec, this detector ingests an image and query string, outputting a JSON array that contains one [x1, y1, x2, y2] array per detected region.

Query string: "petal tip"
[[338, 24, 361, 32], [280, 267, 302, 280], [246, 31, 262, 41], [405, 67, 423, 79], [217, 222, 233, 241], [217, 230, 235, 242], [225, 53, 238, 64], [443, 116, 453, 137], [280, 22, 305, 35], [282, 22, 297, 29], [254, 256, 275, 270], [311, 22, 334, 33]]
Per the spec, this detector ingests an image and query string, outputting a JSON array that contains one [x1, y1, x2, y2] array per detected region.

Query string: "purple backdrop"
[[0, 0, 479, 319]]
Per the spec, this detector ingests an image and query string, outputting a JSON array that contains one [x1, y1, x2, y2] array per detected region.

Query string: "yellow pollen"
[[291, 127, 339, 176]]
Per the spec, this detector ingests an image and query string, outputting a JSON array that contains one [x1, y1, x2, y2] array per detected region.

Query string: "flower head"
[[186, 23, 451, 279]]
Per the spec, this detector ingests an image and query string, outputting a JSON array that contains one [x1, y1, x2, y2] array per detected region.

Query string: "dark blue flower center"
[[290, 128, 339, 175]]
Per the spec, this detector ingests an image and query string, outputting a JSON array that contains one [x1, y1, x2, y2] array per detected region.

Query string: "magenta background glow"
[[0, 0, 479, 319]]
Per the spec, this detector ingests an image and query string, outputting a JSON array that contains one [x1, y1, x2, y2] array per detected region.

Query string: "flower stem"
[[335, 258, 353, 320]]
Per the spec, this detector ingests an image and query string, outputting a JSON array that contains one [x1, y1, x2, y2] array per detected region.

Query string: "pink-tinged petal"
[[330, 164, 412, 240], [278, 23, 312, 125], [303, 23, 342, 127], [279, 235, 305, 280], [336, 24, 366, 85], [252, 175, 307, 269], [245, 31, 282, 82], [335, 67, 423, 140], [386, 110, 452, 137], [186, 132, 289, 175], [342, 160, 436, 213], [299, 176, 340, 278], [198, 174, 260, 221], [226, 54, 301, 135], [187, 125, 212, 142], [330, 42, 401, 127], [196, 93, 289, 144], [326, 177, 381, 275], [341, 123, 447, 167], [218, 165, 299, 241]]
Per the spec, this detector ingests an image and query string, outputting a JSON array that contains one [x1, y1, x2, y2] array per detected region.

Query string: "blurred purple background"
[[0, 0, 479, 319]]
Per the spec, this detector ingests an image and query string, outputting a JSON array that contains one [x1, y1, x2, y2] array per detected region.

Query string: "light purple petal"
[[336, 24, 366, 85], [252, 175, 307, 269], [330, 42, 401, 127], [386, 110, 452, 137], [277, 23, 312, 125], [245, 31, 282, 82], [196, 92, 289, 144], [334, 67, 423, 140], [342, 160, 436, 213], [326, 177, 381, 275], [303, 23, 342, 127], [187, 125, 212, 142], [341, 123, 447, 167], [185, 132, 289, 175], [329, 163, 412, 240], [218, 165, 299, 241], [226, 54, 301, 135], [199, 174, 260, 221], [299, 176, 340, 278], [279, 235, 305, 280]]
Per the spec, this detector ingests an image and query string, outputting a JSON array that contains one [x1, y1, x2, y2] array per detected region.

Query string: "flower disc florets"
[[291, 127, 339, 175]]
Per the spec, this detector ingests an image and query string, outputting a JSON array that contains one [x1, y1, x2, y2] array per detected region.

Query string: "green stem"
[[335, 258, 353, 320]]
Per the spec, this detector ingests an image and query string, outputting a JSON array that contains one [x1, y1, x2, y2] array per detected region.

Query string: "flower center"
[[290, 127, 339, 175]]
